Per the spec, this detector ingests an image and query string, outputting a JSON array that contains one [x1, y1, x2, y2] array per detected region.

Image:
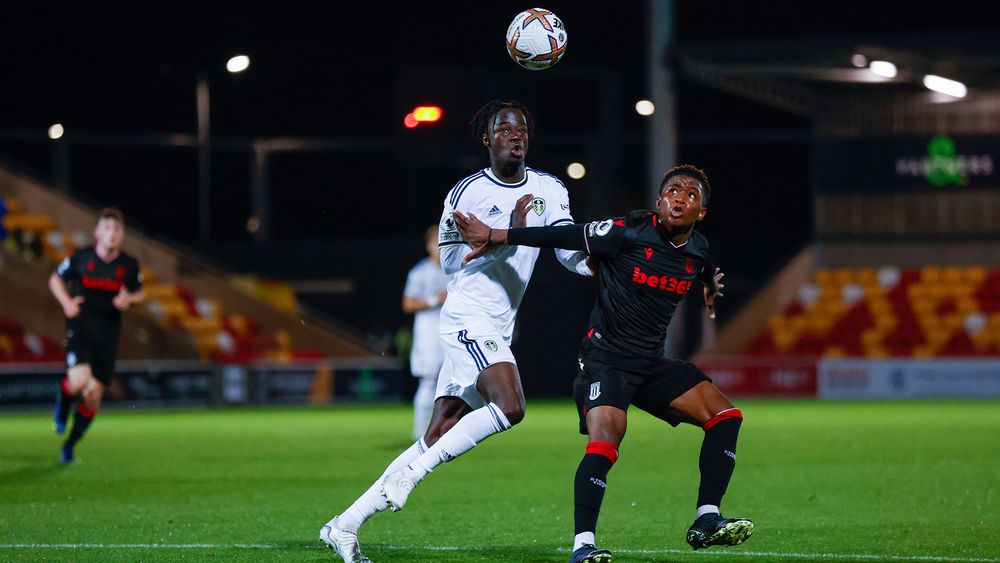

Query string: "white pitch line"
[[606, 547, 1000, 562], [0, 544, 279, 549], [1, 543, 997, 562], [383, 545, 1000, 562]]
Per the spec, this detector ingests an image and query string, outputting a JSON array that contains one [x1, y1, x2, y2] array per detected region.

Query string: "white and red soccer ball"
[[505, 8, 568, 70]]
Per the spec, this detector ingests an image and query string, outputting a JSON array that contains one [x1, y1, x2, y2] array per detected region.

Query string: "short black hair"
[[470, 100, 534, 149], [660, 164, 711, 205]]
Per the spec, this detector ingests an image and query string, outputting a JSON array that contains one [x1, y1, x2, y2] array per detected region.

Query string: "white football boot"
[[320, 517, 372, 563]]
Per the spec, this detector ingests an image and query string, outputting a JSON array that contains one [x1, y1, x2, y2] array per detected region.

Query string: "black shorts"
[[573, 352, 710, 435], [65, 317, 121, 385]]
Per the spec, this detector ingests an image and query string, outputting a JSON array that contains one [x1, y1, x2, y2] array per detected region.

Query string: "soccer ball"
[[505, 8, 567, 70]]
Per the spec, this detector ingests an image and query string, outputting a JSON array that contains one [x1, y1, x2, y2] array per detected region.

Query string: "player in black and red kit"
[[454, 165, 753, 562], [49, 208, 144, 464]]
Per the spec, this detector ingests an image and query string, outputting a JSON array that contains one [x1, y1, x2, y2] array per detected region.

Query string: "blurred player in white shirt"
[[320, 100, 592, 562], [401, 225, 449, 440]]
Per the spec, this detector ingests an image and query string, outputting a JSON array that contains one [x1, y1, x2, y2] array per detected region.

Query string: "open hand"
[[704, 268, 725, 320], [510, 193, 533, 228], [451, 211, 492, 263]]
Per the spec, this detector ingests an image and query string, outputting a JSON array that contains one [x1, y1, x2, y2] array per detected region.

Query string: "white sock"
[[405, 402, 511, 482], [334, 438, 428, 533], [412, 376, 436, 440], [573, 531, 595, 551], [697, 504, 720, 518]]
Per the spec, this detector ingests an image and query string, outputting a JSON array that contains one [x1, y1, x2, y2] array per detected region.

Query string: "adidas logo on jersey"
[[487, 205, 503, 217]]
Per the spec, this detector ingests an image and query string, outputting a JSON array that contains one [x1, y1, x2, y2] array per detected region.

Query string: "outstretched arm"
[[439, 195, 534, 274], [452, 211, 589, 263]]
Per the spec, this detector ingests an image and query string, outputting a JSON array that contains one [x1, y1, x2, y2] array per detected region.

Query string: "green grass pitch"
[[1, 400, 998, 561]]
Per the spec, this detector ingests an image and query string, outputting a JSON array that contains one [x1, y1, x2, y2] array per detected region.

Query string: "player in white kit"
[[320, 100, 592, 562], [401, 225, 450, 440]]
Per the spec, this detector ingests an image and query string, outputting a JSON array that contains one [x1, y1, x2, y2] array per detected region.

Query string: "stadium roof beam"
[[679, 58, 818, 116], [672, 31, 1000, 128]]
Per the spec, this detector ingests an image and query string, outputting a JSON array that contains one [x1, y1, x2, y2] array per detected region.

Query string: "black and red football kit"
[[56, 247, 142, 383], [508, 209, 717, 432]]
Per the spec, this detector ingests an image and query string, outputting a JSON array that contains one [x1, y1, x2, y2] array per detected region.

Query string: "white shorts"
[[410, 344, 444, 379], [436, 323, 516, 409]]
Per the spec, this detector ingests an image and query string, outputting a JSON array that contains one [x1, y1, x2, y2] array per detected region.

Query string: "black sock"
[[697, 417, 742, 507], [574, 453, 614, 535], [65, 405, 95, 448], [56, 378, 76, 423]]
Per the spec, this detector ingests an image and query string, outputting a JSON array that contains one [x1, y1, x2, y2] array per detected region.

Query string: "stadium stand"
[[0, 315, 62, 362], [744, 265, 1000, 358], [0, 166, 375, 364]]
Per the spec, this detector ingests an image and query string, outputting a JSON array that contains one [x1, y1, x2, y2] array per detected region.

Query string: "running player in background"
[[319, 100, 593, 562], [454, 165, 753, 562], [401, 225, 450, 440], [49, 208, 144, 464]]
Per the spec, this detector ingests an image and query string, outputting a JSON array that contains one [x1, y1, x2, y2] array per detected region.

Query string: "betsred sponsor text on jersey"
[[631, 266, 694, 295]]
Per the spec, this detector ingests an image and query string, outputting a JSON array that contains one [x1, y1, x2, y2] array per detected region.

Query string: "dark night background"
[[2, 2, 994, 393]]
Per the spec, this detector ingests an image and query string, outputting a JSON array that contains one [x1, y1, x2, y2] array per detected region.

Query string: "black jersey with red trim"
[[56, 247, 143, 322], [581, 210, 714, 360]]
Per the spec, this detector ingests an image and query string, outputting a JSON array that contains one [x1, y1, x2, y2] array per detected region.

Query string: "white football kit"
[[403, 257, 450, 378], [436, 167, 591, 408]]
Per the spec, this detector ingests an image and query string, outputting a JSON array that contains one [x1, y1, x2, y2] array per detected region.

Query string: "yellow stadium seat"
[[824, 345, 845, 358], [921, 266, 943, 282], [943, 267, 964, 284], [965, 266, 987, 285], [865, 347, 889, 359], [868, 299, 891, 315], [143, 284, 178, 300], [873, 315, 896, 330], [834, 268, 854, 286], [0, 335, 14, 358], [140, 268, 158, 285], [181, 316, 222, 334], [4, 197, 24, 214]]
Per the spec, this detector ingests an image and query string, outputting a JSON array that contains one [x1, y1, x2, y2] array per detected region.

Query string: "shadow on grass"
[[0, 456, 64, 483], [370, 544, 570, 562], [267, 538, 575, 562]]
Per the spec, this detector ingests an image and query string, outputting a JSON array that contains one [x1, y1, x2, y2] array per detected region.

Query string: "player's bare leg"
[[569, 405, 625, 563], [382, 363, 520, 511], [61, 368, 102, 464], [423, 395, 477, 446], [321, 397, 471, 563], [670, 381, 753, 550]]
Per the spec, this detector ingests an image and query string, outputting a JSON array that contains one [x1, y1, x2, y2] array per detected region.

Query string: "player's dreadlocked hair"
[[470, 100, 535, 149], [660, 164, 712, 205]]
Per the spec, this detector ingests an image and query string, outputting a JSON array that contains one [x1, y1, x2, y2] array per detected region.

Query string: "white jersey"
[[403, 257, 450, 377], [437, 167, 592, 337]]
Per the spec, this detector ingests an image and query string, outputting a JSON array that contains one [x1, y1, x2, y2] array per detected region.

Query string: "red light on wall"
[[404, 105, 443, 128], [412, 106, 442, 122]]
